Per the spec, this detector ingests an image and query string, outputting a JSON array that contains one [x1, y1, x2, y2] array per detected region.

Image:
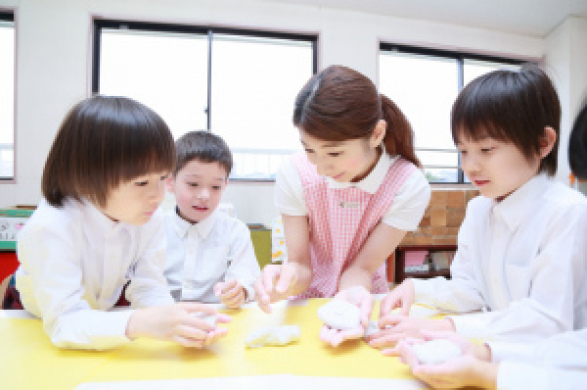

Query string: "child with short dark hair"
[[165, 131, 260, 308], [370, 64, 587, 347], [16, 96, 229, 350]]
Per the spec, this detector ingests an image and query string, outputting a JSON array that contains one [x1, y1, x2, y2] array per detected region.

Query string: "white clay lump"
[[317, 300, 361, 330], [245, 325, 301, 348], [413, 339, 462, 365]]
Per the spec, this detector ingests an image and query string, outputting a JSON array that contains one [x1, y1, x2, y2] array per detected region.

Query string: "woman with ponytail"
[[254, 65, 430, 346]]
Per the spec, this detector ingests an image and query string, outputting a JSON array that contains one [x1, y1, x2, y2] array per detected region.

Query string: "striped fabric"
[[291, 153, 416, 299]]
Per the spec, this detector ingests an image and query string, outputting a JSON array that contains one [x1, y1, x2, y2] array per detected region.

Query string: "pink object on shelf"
[[404, 250, 429, 266]]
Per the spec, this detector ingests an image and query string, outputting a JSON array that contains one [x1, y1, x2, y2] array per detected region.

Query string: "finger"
[[319, 325, 338, 344], [369, 332, 406, 348], [379, 292, 401, 316], [359, 294, 374, 328], [175, 324, 210, 340], [378, 314, 404, 329], [222, 283, 243, 300], [204, 327, 229, 346], [262, 266, 279, 296], [222, 279, 238, 292], [180, 302, 218, 316], [172, 334, 205, 348], [399, 342, 420, 370], [215, 313, 232, 324], [223, 290, 245, 308], [275, 265, 295, 294]]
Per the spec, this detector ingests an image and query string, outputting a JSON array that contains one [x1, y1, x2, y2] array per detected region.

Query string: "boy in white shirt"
[[165, 131, 260, 308], [368, 65, 587, 347]]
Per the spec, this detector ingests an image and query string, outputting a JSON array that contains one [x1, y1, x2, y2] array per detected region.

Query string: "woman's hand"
[[368, 315, 455, 349], [379, 279, 415, 317], [254, 263, 299, 313], [319, 286, 374, 347], [126, 302, 231, 348]]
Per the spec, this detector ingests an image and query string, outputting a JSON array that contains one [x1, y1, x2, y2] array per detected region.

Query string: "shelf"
[[393, 244, 457, 284]]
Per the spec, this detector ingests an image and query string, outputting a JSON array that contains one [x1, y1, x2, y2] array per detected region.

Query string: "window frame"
[[0, 10, 16, 183], [379, 43, 526, 184], [92, 19, 318, 182]]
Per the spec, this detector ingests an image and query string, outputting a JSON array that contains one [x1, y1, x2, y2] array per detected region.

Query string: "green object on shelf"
[[248, 225, 272, 269]]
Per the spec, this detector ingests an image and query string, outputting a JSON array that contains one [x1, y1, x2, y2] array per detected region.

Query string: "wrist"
[[472, 360, 498, 389], [474, 343, 493, 362], [126, 310, 144, 339]]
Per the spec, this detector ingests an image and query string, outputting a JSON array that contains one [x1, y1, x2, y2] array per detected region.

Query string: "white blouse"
[[165, 209, 261, 303], [413, 174, 587, 341], [15, 198, 173, 350], [274, 152, 431, 232]]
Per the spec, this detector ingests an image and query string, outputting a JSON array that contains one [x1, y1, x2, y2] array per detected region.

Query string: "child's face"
[[457, 136, 541, 200], [99, 171, 169, 225], [170, 160, 228, 223], [300, 127, 383, 183]]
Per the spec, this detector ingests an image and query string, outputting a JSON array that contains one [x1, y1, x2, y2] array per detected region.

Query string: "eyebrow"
[[301, 140, 346, 148], [184, 173, 226, 181]]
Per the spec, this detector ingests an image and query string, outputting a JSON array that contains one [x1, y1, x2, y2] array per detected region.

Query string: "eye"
[[458, 149, 467, 156], [328, 152, 342, 157], [160, 173, 169, 181], [188, 182, 198, 187], [135, 180, 148, 187], [304, 148, 315, 154], [481, 147, 495, 153], [212, 186, 221, 190]]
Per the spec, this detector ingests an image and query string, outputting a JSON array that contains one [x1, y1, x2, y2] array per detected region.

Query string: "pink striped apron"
[[291, 153, 416, 299]]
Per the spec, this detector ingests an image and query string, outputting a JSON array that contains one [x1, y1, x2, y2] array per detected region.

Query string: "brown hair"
[[174, 130, 233, 177], [293, 65, 420, 167], [42, 96, 175, 207], [569, 99, 587, 179], [451, 64, 561, 176]]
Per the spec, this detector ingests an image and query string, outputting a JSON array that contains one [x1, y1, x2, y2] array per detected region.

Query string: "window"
[[379, 45, 523, 183], [94, 20, 316, 180], [0, 12, 15, 181]]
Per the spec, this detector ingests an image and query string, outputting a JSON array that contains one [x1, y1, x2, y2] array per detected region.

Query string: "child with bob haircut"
[[16, 96, 229, 351], [255, 65, 431, 346], [164, 130, 260, 308], [369, 65, 587, 348]]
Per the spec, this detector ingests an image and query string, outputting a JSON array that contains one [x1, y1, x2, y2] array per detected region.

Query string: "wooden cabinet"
[[393, 244, 457, 284]]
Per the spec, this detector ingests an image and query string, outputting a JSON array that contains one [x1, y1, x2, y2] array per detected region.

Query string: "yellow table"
[[1, 299, 425, 389]]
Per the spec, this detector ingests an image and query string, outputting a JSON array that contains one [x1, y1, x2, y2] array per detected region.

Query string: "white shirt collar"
[[326, 151, 397, 194], [82, 197, 124, 233], [491, 173, 551, 231], [172, 207, 219, 239]]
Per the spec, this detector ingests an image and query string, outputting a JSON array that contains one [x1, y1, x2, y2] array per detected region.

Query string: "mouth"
[[474, 179, 490, 186], [192, 205, 209, 212], [331, 172, 346, 181]]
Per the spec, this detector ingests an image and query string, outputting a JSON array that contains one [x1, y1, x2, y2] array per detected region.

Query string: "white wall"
[[3, 0, 580, 226]]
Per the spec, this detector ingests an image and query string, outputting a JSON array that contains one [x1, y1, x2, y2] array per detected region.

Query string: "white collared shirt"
[[496, 329, 587, 390], [165, 209, 260, 303], [413, 174, 587, 341], [275, 152, 430, 231], [15, 198, 173, 350]]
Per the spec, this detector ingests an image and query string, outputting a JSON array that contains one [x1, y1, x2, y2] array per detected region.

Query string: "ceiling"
[[261, 0, 587, 37]]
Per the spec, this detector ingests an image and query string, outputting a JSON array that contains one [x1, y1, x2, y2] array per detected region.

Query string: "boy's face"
[[457, 135, 541, 200], [99, 171, 169, 225], [170, 159, 228, 223]]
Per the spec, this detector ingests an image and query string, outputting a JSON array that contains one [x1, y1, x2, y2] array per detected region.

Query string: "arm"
[[125, 212, 174, 307]]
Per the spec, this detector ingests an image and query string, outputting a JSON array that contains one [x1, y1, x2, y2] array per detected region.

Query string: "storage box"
[[0, 205, 36, 250]]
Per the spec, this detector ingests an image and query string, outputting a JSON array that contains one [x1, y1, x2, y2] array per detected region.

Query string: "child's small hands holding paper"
[[214, 279, 247, 309]]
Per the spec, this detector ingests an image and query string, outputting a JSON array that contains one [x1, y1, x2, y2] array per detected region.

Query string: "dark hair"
[[451, 64, 561, 176], [569, 100, 587, 179], [174, 130, 233, 177], [293, 65, 420, 167], [42, 96, 175, 207]]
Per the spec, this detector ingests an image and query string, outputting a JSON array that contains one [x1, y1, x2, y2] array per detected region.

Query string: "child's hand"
[[379, 279, 415, 317], [254, 263, 298, 313], [126, 302, 231, 348], [214, 279, 246, 309], [319, 286, 374, 347], [368, 316, 454, 348], [389, 333, 497, 389]]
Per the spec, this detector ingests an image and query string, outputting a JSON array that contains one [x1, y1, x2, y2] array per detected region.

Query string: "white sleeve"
[[16, 217, 133, 351], [126, 211, 175, 308], [412, 201, 488, 313], [381, 167, 431, 231], [450, 203, 587, 341], [225, 220, 262, 301], [274, 155, 307, 216]]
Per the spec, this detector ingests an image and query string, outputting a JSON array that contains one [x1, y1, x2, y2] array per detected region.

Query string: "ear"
[[539, 126, 557, 159], [370, 119, 387, 148], [165, 175, 175, 194]]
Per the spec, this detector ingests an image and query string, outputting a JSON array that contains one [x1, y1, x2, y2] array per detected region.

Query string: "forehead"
[[178, 159, 227, 179], [299, 130, 363, 149]]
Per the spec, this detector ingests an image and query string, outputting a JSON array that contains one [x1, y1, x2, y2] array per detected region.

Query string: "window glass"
[[0, 18, 15, 180]]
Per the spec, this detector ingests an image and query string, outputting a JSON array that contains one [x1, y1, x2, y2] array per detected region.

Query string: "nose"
[[149, 180, 165, 205], [315, 157, 331, 177], [197, 187, 210, 200], [461, 154, 479, 176]]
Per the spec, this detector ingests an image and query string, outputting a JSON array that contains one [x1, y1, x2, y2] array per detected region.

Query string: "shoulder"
[[541, 181, 587, 221], [215, 212, 250, 236], [20, 198, 83, 237], [393, 164, 430, 203]]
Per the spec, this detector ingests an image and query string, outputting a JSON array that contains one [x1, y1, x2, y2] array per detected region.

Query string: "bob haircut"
[[451, 64, 561, 176], [569, 100, 587, 179], [174, 130, 233, 177], [42, 95, 175, 207]]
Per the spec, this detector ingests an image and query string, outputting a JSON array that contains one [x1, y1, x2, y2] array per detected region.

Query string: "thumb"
[[275, 265, 296, 294], [359, 294, 374, 328], [213, 282, 225, 297], [378, 313, 404, 328]]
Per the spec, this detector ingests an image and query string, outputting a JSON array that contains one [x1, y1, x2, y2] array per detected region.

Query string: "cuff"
[[488, 341, 535, 363], [497, 361, 547, 390], [448, 312, 490, 338]]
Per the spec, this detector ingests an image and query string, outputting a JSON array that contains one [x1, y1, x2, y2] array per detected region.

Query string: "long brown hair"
[[293, 65, 420, 167]]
